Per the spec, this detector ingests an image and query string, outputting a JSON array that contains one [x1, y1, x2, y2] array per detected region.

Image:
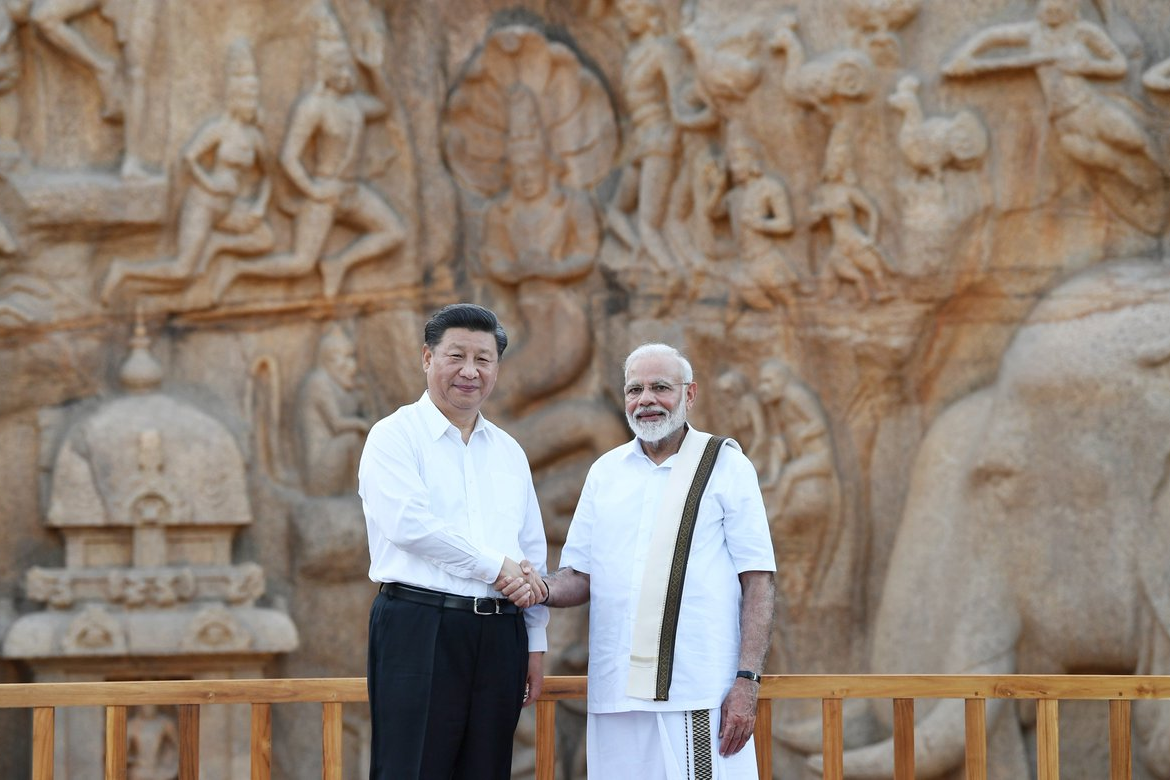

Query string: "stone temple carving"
[[100, 38, 274, 306], [817, 260, 1170, 779], [213, 9, 406, 301], [943, 0, 1167, 234], [2, 320, 297, 778]]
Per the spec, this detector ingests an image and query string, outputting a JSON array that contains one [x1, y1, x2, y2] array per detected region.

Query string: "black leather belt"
[[379, 581, 520, 615]]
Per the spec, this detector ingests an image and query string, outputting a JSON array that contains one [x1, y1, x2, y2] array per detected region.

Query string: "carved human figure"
[[30, 0, 161, 178], [213, 13, 405, 301], [843, 0, 921, 68], [715, 368, 766, 469], [709, 131, 801, 316], [480, 84, 600, 415], [943, 0, 1160, 190], [810, 138, 895, 303], [606, 0, 714, 281], [127, 704, 179, 780], [0, 0, 30, 163], [296, 323, 369, 497], [757, 358, 840, 609], [100, 39, 273, 304]]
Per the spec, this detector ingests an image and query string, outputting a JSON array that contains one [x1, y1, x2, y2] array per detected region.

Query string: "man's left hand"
[[718, 678, 758, 756]]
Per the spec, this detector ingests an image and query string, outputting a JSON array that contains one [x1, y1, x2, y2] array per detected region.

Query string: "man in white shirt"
[[359, 303, 548, 780], [510, 342, 776, 779]]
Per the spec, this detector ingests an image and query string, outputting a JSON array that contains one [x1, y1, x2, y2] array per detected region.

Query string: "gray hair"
[[623, 343, 694, 383]]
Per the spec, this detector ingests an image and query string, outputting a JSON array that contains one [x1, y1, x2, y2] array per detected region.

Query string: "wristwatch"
[[736, 669, 761, 683]]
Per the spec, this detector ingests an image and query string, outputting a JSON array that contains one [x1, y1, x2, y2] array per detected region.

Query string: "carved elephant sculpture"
[[827, 260, 1170, 778]]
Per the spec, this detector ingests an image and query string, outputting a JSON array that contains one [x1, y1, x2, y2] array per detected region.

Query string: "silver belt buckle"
[[473, 597, 500, 615]]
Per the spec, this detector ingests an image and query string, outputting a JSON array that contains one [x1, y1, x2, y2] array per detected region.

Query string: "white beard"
[[626, 403, 687, 444]]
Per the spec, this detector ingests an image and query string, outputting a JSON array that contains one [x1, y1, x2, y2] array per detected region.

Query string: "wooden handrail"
[[5, 674, 1170, 779]]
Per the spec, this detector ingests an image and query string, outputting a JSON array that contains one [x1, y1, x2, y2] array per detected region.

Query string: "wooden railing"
[[3, 674, 1170, 779]]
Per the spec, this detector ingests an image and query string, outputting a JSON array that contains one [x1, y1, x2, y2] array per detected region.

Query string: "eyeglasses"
[[623, 381, 691, 400]]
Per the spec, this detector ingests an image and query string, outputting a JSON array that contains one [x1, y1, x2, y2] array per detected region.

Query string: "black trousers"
[[367, 589, 529, 780]]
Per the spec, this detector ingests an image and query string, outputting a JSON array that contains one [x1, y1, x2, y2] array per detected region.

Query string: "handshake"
[[493, 557, 548, 609]]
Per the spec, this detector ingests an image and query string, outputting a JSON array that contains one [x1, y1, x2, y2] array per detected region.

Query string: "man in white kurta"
[[513, 343, 776, 779]]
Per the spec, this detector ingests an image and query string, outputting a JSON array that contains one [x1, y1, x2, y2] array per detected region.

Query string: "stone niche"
[[3, 323, 298, 780]]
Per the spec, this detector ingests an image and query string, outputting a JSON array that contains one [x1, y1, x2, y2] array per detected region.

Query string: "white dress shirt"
[[358, 391, 548, 651], [560, 431, 775, 712]]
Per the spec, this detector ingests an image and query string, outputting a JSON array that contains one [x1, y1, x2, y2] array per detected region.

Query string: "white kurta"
[[560, 430, 775, 713]]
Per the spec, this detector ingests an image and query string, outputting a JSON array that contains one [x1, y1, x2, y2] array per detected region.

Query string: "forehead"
[[432, 327, 497, 354], [625, 353, 683, 383]]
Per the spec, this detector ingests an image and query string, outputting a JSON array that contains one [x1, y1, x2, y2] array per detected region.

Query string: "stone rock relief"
[[3, 1, 1170, 778]]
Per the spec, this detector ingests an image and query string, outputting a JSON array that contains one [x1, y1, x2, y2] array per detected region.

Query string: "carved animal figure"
[[820, 260, 1170, 778], [887, 75, 988, 179]]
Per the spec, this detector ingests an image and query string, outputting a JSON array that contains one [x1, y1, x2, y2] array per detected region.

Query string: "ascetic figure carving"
[[127, 704, 179, 780], [214, 12, 404, 301], [100, 39, 273, 304]]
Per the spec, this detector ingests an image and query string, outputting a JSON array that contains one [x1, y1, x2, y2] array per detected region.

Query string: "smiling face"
[[423, 327, 500, 423], [623, 352, 696, 444]]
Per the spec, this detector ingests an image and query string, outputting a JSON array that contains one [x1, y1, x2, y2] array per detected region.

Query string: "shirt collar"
[[418, 391, 488, 442], [622, 424, 692, 466]]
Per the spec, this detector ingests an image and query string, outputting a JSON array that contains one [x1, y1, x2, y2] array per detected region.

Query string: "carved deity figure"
[[810, 138, 895, 303], [480, 84, 600, 415], [708, 130, 802, 317], [944, 0, 1161, 191], [213, 12, 405, 301], [606, 0, 714, 282], [843, 0, 921, 68], [296, 324, 369, 497], [127, 704, 179, 780], [30, 0, 161, 178], [757, 358, 841, 610], [100, 39, 273, 304]]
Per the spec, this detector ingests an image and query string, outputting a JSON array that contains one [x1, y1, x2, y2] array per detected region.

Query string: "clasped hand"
[[493, 558, 547, 608]]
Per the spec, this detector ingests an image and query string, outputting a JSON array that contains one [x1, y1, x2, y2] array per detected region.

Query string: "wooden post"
[[322, 702, 343, 780], [1109, 700, 1132, 780], [892, 698, 914, 780], [251, 703, 272, 780], [964, 698, 987, 780], [32, 707, 54, 780], [178, 704, 199, 780], [1037, 699, 1059, 780], [535, 699, 557, 780], [105, 705, 127, 780], [822, 699, 844, 780], [754, 699, 772, 780]]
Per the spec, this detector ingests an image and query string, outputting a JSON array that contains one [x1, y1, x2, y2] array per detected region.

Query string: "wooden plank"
[[822, 699, 844, 780], [1110, 699, 1132, 780], [105, 705, 127, 780], [251, 703, 272, 780], [964, 698, 987, 780], [0, 678, 370, 709], [178, 704, 199, 780], [757, 675, 1170, 701], [322, 701, 343, 780], [892, 698, 914, 780], [1036, 699, 1059, 780], [535, 699, 557, 780], [754, 699, 772, 780], [32, 707, 54, 780]]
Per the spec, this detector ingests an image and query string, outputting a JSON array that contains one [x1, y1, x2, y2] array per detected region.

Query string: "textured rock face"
[[3, 0, 1170, 777]]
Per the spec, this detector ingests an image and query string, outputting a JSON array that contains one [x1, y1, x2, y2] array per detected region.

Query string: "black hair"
[[423, 303, 508, 357]]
